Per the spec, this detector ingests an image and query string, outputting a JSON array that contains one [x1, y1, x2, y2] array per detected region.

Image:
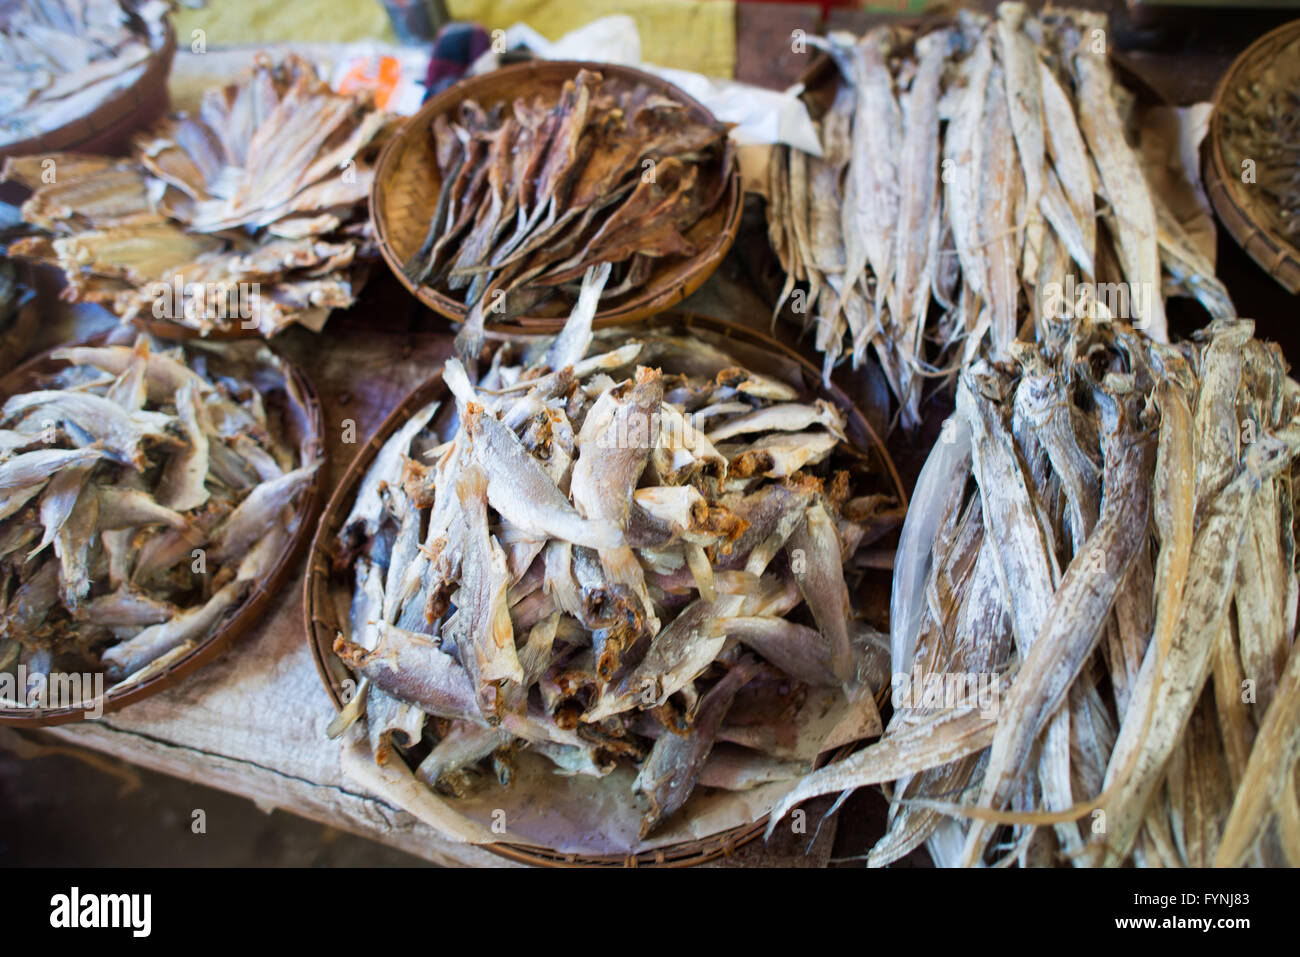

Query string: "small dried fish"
[[1, 333, 318, 690], [633, 656, 762, 837], [4, 54, 391, 336], [333, 306, 896, 835]]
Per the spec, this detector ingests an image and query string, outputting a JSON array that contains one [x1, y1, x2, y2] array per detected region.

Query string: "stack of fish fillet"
[[0, 335, 320, 695], [3, 54, 394, 337], [767, 4, 1233, 430], [768, 314, 1300, 867], [329, 268, 898, 838], [0, 0, 170, 149]]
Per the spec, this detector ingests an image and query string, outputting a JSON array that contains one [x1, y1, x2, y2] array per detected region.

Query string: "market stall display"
[[768, 5, 1233, 430], [768, 313, 1300, 868], [1, 0, 1297, 871]]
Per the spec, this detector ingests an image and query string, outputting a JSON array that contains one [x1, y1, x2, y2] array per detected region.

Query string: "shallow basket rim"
[[1204, 17, 1300, 295], [0, 14, 176, 159]]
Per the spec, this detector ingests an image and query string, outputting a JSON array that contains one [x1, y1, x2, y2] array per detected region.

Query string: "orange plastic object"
[[338, 55, 403, 111]]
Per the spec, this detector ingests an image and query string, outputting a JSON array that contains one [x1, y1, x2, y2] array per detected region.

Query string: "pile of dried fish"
[[329, 267, 896, 838], [0, 334, 320, 698], [1218, 31, 1300, 243], [768, 5, 1234, 430], [403, 68, 732, 361], [768, 314, 1300, 868], [3, 55, 394, 336], [0, 0, 170, 149]]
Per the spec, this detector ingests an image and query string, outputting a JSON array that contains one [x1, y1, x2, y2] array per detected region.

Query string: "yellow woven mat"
[[172, 0, 735, 77], [449, 0, 736, 77], [172, 0, 396, 46]]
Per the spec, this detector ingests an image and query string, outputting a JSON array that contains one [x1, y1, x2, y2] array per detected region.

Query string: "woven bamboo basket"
[[370, 60, 743, 336], [0, 13, 175, 165], [1205, 17, 1300, 294], [304, 311, 904, 867], [0, 329, 327, 727]]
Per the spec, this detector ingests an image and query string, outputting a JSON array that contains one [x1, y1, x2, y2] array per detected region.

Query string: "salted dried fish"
[[1073, 43, 1165, 340], [706, 400, 845, 443], [155, 381, 209, 511], [962, 390, 1155, 865], [0, 447, 105, 491], [804, 308, 1300, 868], [996, 3, 1043, 207], [333, 307, 895, 835], [208, 464, 318, 563], [1, 333, 318, 690], [785, 502, 856, 683], [769, 8, 1215, 429], [335, 621, 482, 725], [1, 1, 169, 151], [634, 656, 762, 837], [464, 403, 622, 551], [452, 463, 523, 720], [405, 70, 728, 354]]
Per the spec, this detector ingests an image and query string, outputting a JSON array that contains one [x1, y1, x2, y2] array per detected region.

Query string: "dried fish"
[[769, 8, 1215, 429], [3, 54, 392, 336], [1, 1, 169, 151], [400, 70, 728, 358], [778, 311, 1300, 867], [332, 303, 896, 834], [0, 334, 318, 690]]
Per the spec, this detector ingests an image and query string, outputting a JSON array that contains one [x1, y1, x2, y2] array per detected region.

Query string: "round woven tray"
[[0, 15, 175, 163], [370, 60, 743, 336], [1204, 17, 1300, 295], [0, 330, 327, 727], [304, 311, 904, 867]]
